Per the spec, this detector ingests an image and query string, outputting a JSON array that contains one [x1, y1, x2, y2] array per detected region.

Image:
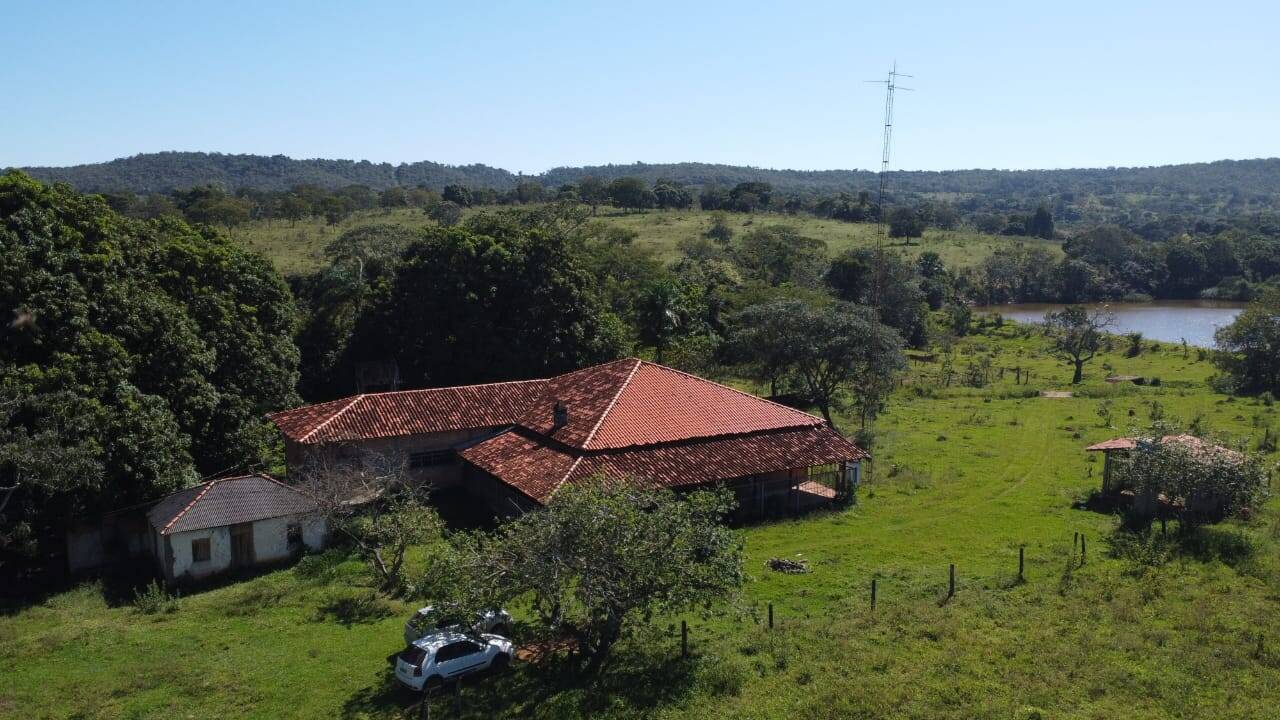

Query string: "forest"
[[18, 152, 1280, 236]]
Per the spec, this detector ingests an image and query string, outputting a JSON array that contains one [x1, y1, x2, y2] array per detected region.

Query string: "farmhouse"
[[268, 358, 867, 521], [145, 474, 327, 583]]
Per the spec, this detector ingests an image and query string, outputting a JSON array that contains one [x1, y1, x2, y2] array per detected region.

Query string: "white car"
[[403, 605, 512, 645], [394, 631, 514, 691]]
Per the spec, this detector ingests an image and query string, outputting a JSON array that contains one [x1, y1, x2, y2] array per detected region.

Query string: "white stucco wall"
[[301, 514, 327, 549], [169, 526, 232, 580], [253, 516, 293, 563], [164, 512, 327, 582]]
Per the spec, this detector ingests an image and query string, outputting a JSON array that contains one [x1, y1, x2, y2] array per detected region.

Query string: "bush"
[[133, 580, 180, 614]]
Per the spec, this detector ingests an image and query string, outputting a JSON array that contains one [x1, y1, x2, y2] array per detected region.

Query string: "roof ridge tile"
[[580, 358, 642, 450]]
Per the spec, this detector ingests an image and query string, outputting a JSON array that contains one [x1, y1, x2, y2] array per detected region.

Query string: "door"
[[229, 523, 255, 568], [434, 640, 487, 678]]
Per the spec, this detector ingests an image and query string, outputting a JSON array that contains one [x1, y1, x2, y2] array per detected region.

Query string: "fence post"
[[1018, 546, 1025, 581], [453, 678, 461, 715], [1073, 531, 1079, 551], [871, 578, 877, 611], [768, 603, 774, 629], [681, 619, 688, 658], [948, 564, 956, 598], [1081, 535, 1087, 564]]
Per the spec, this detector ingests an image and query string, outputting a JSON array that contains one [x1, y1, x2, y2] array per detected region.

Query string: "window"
[[436, 641, 483, 663], [191, 538, 211, 562], [409, 449, 455, 469], [286, 523, 302, 549]]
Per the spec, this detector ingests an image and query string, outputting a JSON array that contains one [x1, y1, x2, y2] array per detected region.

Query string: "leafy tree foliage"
[[731, 225, 827, 287], [0, 172, 299, 555], [652, 178, 694, 209], [1113, 430, 1268, 527], [577, 175, 608, 215], [1213, 289, 1280, 395], [887, 207, 924, 239], [1043, 306, 1115, 384], [607, 177, 656, 212], [424, 480, 743, 675], [732, 300, 905, 429], [1027, 205, 1055, 239], [826, 248, 929, 347], [349, 211, 626, 387]]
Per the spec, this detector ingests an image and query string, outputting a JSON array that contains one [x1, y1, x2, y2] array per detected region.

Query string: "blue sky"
[[3, 1, 1277, 173]]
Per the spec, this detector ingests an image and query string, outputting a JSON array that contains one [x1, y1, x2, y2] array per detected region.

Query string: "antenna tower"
[[866, 62, 913, 244], [864, 63, 913, 307]]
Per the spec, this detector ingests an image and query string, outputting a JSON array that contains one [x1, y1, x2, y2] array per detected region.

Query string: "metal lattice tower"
[[863, 63, 912, 308], [866, 62, 913, 243]]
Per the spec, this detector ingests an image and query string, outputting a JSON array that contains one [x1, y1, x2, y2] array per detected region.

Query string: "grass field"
[[4, 325, 1279, 719], [232, 207, 1062, 276]]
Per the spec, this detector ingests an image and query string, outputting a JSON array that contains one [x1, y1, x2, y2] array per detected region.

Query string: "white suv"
[[403, 605, 512, 645], [394, 631, 514, 691]]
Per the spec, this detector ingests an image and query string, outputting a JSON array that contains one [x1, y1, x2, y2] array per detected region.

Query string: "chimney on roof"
[[552, 400, 569, 431]]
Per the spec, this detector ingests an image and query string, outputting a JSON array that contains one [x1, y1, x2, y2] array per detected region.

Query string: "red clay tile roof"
[[147, 474, 318, 535], [268, 380, 548, 444], [461, 425, 867, 504], [272, 358, 825, 449], [271, 358, 868, 505]]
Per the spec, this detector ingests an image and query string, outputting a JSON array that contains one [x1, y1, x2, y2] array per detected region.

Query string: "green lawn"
[[232, 207, 1061, 276], [4, 326, 1279, 719]]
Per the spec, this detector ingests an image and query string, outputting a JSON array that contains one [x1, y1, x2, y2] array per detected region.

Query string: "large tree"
[[0, 172, 299, 556], [1043, 305, 1115, 384], [825, 248, 929, 347], [732, 225, 827, 287], [1214, 289, 1280, 395], [350, 212, 626, 387], [424, 480, 743, 675], [733, 300, 905, 429]]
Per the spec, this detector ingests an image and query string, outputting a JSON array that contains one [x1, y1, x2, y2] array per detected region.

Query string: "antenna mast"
[[866, 62, 913, 244], [864, 63, 913, 308]]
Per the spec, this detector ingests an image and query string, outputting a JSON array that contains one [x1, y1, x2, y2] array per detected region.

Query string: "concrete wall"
[[168, 525, 233, 581], [164, 512, 327, 582]]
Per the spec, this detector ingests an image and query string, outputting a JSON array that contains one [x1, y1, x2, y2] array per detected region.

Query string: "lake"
[[973, 300, 1248, 347]]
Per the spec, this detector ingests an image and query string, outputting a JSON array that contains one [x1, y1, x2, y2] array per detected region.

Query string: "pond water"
[[973, 300, 1248, 347]]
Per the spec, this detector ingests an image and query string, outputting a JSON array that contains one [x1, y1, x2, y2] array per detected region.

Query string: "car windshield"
[[400, 645, 429, 666]]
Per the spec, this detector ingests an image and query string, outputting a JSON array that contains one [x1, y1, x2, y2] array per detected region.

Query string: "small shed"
[[1085, 434, 1242, 517], [146, 474, 327, 583]]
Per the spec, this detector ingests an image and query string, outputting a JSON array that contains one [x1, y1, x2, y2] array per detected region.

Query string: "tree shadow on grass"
[[342, 641, 700, 719]]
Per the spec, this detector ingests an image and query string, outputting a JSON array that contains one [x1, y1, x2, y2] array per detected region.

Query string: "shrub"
[[133, 580, 180, 615]]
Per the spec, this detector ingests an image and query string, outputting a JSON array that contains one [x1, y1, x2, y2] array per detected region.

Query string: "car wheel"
[[423, 675, 443, 692], [491, 653, 510, 672]]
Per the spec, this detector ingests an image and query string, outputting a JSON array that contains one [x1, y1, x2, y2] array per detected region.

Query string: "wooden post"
[[453, 678, 461, 715], [1160, 516, 1167, 535], [1073, 531, 1079, 551], [768, 603, 774, 629], [871, 578, 877, 611], [1081, 535, 1086, 563], [1018, 546, 1025, 580], [681, 619, 688, 658], [948, 564, 956, 598]]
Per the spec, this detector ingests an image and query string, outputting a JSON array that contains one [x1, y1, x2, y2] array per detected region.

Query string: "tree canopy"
[[348, 211, 627, 387], [0, 171, 299, 555]]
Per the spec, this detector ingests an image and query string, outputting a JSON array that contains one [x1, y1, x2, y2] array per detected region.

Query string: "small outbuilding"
[[146, 474, 327, 583]]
